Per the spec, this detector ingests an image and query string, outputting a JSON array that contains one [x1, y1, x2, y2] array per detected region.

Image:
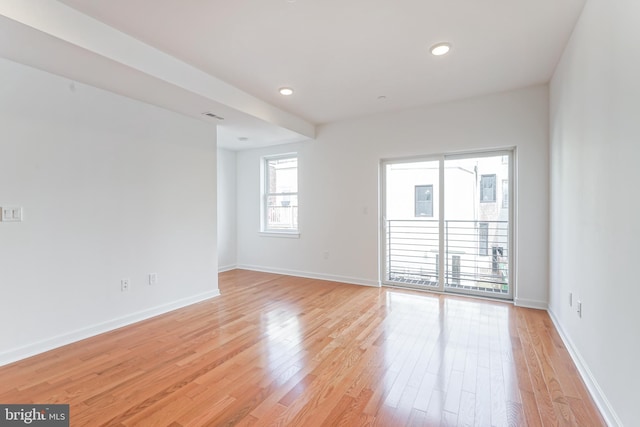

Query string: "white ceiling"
[[3, 0, 586, 149]]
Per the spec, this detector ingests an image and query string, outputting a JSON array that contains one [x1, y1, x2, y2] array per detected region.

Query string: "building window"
[[492, 246, 504, 274], [480, 174, 496, 203], [263, 154, 298, 232], [451, 255, 461, 285], [502, 179, 509, 208], [479, 222, 489, 256], [415, 185, 433, 217]]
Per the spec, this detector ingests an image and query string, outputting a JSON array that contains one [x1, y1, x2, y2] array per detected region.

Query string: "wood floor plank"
[[0, 270, 605, 426]]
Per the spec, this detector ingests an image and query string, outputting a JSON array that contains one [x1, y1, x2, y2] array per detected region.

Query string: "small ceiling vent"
[[202, 112, 224, 120]]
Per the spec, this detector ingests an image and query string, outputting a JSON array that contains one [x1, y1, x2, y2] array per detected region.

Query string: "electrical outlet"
[[577, 300, 582, 318], [569, 292, 573, 307], [323, 251, 329, 260], [121, 278, 130, 292], [148, 273, 158, 285]]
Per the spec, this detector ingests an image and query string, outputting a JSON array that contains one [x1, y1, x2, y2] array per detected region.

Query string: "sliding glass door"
[[381, 151, 513, 300], [383, 159, 443, 291]]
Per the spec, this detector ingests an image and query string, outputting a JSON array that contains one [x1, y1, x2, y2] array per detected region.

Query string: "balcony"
[[386, 219, 509, 294], [267, 205, 298, 230]]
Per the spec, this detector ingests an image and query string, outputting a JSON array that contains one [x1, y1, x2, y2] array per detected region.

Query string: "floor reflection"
[[381, 288, 512, 422], [261, 308, 303, 374]]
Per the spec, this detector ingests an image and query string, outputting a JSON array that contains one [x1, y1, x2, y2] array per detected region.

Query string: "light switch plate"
[[1, 207, 22, 222]]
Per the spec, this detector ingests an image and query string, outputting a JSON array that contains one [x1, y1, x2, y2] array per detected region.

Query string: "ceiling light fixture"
[[430, 42, 451, 56], [279, 87, 294, 96]]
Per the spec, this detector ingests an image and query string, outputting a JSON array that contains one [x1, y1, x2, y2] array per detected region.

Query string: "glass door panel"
[[383, 160, 441, 290], [381, 152, 512, 300], [444, 154, 511, 298]]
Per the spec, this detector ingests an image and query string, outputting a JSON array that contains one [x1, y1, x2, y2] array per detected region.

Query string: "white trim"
[[379, 159, 388, 293], [381, 150, 515, 300], [259, 231, 300, 239], [509, 148, 517, 307], [237, 264, 380, 288], [0, 289, 221, 367], [261, 153, 299, 234], [547, 309, 621, 427], [218, 264, 237, 273], [438, 155, 446, 291], [514, 297, 548, 310]]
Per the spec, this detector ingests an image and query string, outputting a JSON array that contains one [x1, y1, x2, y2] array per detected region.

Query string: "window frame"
[[381, 148, 515, 301], [414, 184, 434, 217], [480, 174, 497, 203], [261, 153, 299, 236], [502, 179, 509, 208]]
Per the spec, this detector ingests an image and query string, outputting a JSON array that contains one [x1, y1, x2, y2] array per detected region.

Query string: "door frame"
[[380, 155, 445, 292], [379, 149, 515, 301]]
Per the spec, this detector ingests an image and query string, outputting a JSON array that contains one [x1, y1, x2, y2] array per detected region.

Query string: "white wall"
[[0, 58, 219, 365], [237, 85, 549, 306], [549, 0, 640, 425], [217, 148, 237, 271]]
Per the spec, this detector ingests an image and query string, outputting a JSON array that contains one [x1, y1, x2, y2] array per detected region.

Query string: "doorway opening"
[[381, 151, 513, 300]]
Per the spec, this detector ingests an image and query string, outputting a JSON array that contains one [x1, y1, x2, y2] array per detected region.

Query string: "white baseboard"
[[236, 264, 380, 288], [0, 289, 221, 367], [218, 264, 237, 273], [547, 308, 621, 427], [514, 297, 548, 310]]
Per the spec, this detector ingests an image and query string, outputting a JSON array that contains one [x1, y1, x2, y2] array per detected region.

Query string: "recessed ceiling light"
[[279, 87, 294, 96], [430, 42, 451, 56]]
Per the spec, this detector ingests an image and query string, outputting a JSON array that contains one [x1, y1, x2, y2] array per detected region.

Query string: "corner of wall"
[[547, 308, 622, 427]]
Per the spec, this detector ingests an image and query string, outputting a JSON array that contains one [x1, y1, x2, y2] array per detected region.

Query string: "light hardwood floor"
[[0, 270, 605, 426]]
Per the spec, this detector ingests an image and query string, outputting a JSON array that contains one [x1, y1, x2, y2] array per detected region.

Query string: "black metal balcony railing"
[[386, 220, 509, 294]]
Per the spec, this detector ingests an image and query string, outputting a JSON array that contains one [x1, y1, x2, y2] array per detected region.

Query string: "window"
[[479, 222, 489, 256], [492, 246, 504, 274], [415, 185, 433, 217], [502, 179, 509, 208], [451, 255, 461, 285], [480, 174, 496, 202], [263, 154, 298, 233]]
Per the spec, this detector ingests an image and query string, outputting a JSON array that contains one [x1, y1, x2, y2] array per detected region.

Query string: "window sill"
[[259, 231, 300, 239]]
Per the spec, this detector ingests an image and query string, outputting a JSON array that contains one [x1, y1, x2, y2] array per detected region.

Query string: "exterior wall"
[[0, 58, 219, 365], [549, 0, 640, 424], [236, 85, 549, 307]]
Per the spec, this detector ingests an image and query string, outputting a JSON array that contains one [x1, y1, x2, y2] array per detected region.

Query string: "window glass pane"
[[444, 154, 510, 295], [385, 161, 439, 220], [268, 157, 298, 193], [415, 185, 433, 217], [266, 195, 298, 230], [502, 179, 509, 208], [385, 160, 440, 287], [480, 174, 496, 202], [264, 155, 298, 232]]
